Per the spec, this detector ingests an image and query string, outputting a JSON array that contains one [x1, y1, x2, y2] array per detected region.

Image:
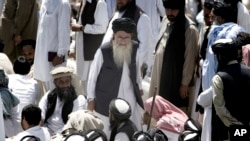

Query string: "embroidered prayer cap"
[[50, 66, 73, 79], [162, 0, 185, 9], [109, 98, 131, 121], [112, 18, 136, 33]]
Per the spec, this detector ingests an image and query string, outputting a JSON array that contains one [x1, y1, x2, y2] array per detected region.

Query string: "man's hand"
[[52, 55, 64, 66], [14, 35, 22, 45], [179, 85, 189, 99], [71, 23, 83, 32], [87, 100, 95, 112]]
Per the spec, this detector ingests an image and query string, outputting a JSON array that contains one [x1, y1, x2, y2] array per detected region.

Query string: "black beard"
[[116, 2, 130, 12], [55, 85, 77, 103], [167, 15, 176, 22]]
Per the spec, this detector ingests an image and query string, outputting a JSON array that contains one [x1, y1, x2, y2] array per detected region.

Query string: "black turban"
[[109, 98, 131, 121], [13, 56, 31, 75], [162, 0, 185, 9], [112, 18, 136, 33]]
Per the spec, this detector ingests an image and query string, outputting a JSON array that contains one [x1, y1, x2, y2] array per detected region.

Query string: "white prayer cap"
[[50, 66, 73, 79], [109, 98, 131, 121]]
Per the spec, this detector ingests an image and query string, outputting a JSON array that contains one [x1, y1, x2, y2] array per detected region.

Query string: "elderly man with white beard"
[[87, 18, 144, 139], [38, 66, 87, 136]]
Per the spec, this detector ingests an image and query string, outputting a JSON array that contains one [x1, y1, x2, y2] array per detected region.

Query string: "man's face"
[[116, 0, 131, 12], [22, 45, 35, 65], [114, 31, 132, 46], [203, 7, 213, 26], [165, 8, 179, 22], [54, 76, 75, 101], [54, 76, 72, 90]]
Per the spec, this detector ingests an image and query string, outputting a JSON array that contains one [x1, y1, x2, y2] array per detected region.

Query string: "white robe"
[[75, 0, 109, 82], [33, 0, 71, 82], [136, 0, 165, 74], [237, 2, 250, 33], [6, 126, 51, 141], [101, 11, 152, 68], [4, 74, 42, 137], [87, 48, 143, 138]]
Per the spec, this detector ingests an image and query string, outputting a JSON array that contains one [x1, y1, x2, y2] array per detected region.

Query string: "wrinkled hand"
[[52, 55, 64, 66], [71, 23, 83, 32], [179, 85, 189, 99]]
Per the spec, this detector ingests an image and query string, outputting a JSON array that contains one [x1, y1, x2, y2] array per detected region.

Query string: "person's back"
[[6, 104, 51, 141], [109, 98, 138, 141]]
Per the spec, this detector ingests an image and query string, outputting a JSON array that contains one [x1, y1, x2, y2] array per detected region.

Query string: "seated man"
[[39, 66, 87, 136], [6, 104, 51, 141], [109, 98, 138, 141], [5, 56, 42, 136]]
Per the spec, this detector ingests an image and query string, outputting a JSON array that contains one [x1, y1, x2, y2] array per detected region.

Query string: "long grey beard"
[[112, 41, 132, 69]]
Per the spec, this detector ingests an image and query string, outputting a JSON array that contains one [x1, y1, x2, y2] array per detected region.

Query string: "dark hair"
[[13, 56, 31, 75], [233, 32, 250, 49], [213, 1, 237, 23], [19, 39, 36, 49], [204, 0, 214, 10], [21, 104, 42, 126]]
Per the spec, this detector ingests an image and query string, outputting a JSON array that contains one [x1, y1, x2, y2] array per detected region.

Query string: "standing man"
[[33, 0, 71, 91], [87, 18, 144, 138], [0, 0, 38, 62], [70, 0, 109, 96], [109, 98, 137, 141], [212, 38, 250, 140], [39, 66, 86, 135], [149, 0, 199, 114], [101, 0, 153, 76]]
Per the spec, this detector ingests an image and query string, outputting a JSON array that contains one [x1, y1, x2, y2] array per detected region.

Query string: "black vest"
[[81, 0, 104, 60], [44, 90, 76, 124], [212, 63, 250, 140], [95, 42, 144, 116], [110, 120, 137, 141]]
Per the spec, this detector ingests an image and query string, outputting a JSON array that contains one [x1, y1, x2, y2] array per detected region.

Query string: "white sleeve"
[[39, 91, 50, 120], [57, 1, 71, 56], [114, 133, 130, 141], [84, 0, 109, 34], [137, 14, 153, 65], [87, 49, 104, 99]]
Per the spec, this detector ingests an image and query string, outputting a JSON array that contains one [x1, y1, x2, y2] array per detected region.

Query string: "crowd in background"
[[0, 0, 250, 141]]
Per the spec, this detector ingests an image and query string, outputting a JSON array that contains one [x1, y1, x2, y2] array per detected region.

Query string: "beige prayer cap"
[[50, 66, 73, 79]]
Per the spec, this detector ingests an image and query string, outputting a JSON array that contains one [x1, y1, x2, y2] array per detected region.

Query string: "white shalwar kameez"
[[87, 49, 143, 139], [33, 0, 71, 86], [4, 74, 42, 137], [39, 91, 87, 135], [75, 0, 109, 82]]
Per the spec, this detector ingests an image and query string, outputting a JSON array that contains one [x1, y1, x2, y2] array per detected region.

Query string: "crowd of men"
[[0, 0, 250, 140]]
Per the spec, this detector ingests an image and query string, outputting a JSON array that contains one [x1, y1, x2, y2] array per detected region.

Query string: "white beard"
[[112, 40, 132, 69]]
